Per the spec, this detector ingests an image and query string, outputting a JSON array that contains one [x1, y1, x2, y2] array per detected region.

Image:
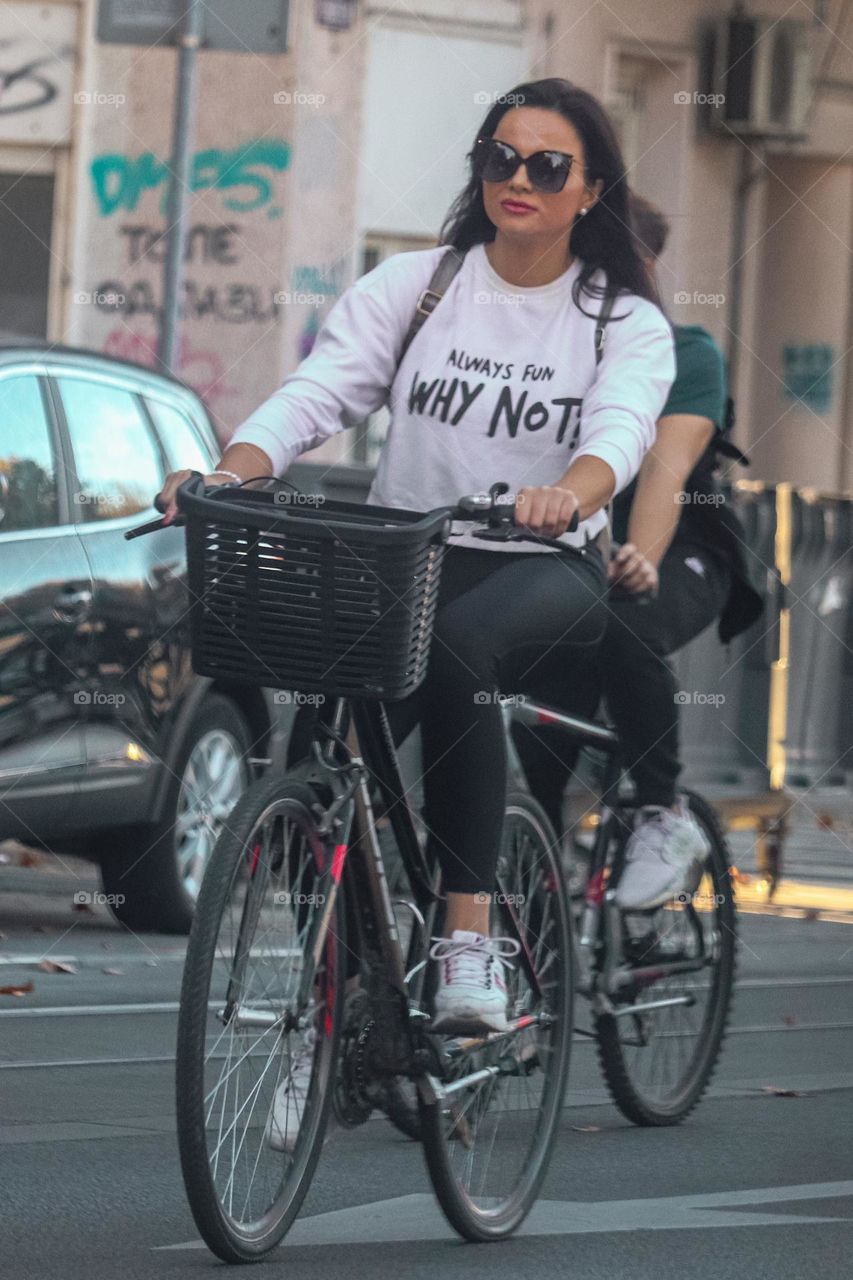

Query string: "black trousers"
[[512, 541, 731, 831], [287, 542, 607, 893]]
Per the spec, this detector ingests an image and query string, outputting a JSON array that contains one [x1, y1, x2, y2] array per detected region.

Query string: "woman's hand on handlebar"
[[513, 485, 580, 540], [608, 542, 659, 596], [155, 469, 231, 525]]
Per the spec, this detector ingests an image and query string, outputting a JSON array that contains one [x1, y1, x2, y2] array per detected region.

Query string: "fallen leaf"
[[782, 1014, 796, 1026], [760, 1085, 808, 1097], [37, 959, 77, 974], [0, 981, 34, 996], [571, 1124, 602, 1132], [101, 967, 124, 976], [803, 908, 820, 922]]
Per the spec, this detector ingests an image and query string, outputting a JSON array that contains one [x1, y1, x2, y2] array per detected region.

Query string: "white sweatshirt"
[[230, 242, 675, 552]]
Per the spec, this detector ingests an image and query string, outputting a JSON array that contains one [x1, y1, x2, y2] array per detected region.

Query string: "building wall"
[[525, 0, 853, 492], [2, 0, 851, 490], [63, 0, 368, 443]]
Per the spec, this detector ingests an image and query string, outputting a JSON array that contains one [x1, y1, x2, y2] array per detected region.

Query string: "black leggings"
[[512, 541, 731, 830], [287, 543, 607, 893]]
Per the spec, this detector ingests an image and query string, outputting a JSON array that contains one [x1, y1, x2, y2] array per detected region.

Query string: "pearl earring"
[[579, 207, 588, 216]]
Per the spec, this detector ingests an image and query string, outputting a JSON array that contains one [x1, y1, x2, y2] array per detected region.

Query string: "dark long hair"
[[439, 78, 660, 315]]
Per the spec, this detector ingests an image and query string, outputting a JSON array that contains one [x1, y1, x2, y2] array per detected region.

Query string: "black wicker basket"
[[177, 478, 452, 701]]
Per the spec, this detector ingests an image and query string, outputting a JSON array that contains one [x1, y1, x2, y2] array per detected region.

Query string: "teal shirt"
[[612, 325, 726, 543]]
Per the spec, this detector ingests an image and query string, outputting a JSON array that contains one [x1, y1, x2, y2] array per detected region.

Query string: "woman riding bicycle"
[[157, 78, 675, 1037]]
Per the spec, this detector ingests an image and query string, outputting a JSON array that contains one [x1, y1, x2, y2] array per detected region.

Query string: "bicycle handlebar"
[[124, 475, 581, 545]]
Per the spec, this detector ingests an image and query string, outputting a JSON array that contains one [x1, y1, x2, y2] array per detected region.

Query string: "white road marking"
[[158, 1181, 853, 1249]]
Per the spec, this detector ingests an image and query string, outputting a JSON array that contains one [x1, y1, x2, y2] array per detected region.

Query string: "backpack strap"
[[594, 291, 617, 560], [396, 246, 466, 368], [594, 291, 617, 366]]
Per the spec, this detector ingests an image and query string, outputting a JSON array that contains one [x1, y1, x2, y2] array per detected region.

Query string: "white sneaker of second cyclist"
[[430, 930, 521, 1035], [265, 1028, 316, 1152], [614, 798, 710, 911]]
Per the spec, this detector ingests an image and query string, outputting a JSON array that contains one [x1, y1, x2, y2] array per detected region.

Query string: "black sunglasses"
[[472, 137, 576, 194]]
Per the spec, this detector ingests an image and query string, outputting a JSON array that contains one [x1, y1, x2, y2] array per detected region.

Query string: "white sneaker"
[[265, 1028, 316, 1152], [430, 930, 520, 1035], [615, 799, 710, 911]]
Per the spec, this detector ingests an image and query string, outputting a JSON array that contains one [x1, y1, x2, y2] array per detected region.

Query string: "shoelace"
[[429, 935, 521, 988]]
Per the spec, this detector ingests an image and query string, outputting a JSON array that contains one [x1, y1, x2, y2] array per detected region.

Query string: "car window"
[[0, 374, 59, 533], [147, 399, 212, 474], [57, 378, 164, 522]]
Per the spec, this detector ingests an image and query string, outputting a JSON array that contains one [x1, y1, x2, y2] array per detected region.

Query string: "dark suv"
[[0, 339, 290, 933]]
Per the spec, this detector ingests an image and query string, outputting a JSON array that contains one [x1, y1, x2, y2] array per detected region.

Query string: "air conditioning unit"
[[707, 15, 812, 139]]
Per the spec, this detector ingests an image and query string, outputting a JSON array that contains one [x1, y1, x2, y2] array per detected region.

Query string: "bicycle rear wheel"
[[596, 789, 736, 1125], [176, 775, 345, 1262], [418, 790, 573, 1240]]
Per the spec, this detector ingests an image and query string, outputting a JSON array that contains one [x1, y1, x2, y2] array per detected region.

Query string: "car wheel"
[[98, 694, 254, 934]]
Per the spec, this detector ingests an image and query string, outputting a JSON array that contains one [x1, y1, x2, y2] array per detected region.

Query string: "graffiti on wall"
[[782, 344, 834, 414], [101, 328, 240, 408], [0, 7, 77, 144], [90, 139, 291, 217], [83, 137, 347, 418], [92, 222, 284, 324], [83, 139, 293, 412]]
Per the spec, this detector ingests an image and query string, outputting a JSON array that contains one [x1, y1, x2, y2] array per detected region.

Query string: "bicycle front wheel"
[[175, 775, 345, 1262], [419, 790, 573, 1240]]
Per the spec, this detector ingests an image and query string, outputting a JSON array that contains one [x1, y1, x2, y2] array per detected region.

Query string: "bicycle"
[[505, 687, 737, 1126], [375, 607, 737, 1140], [127, 474, 582, 1260]]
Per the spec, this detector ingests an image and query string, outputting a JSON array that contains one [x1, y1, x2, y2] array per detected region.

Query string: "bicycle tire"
[[176, 774, 346, 1262], [418, 790, 573, 1240], [595, 789, 737, 1126]]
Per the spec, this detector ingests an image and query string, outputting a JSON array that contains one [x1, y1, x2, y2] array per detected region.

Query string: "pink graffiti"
[[102, 327, 240, 409]]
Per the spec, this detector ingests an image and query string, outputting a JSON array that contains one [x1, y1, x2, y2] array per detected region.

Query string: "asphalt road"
[[1, 879, 852, 1279]]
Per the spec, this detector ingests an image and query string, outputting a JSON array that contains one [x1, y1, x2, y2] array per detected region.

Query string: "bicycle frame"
[[284, 696, 443, 1065], [506, 698, 714, 1020], [283, 694, 559, 1087]]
